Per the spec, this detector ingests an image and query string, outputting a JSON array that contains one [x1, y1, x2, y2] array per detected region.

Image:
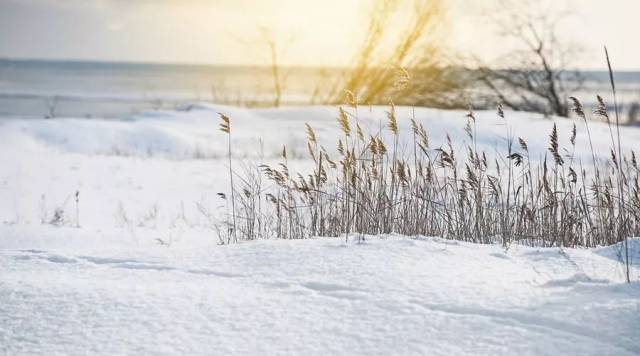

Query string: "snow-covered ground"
[[1, 105, 639, 355], [1, 232, 639, 355]]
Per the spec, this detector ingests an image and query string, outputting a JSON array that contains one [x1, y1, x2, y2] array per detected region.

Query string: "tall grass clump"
[[218, 99, 638, 251], [216, 51, 636, 281], [219, 113, 237, 243]]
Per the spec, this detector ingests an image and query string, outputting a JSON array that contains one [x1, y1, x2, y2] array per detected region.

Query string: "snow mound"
[[593, 237, 640, 263], [2, 104, 639, 160]]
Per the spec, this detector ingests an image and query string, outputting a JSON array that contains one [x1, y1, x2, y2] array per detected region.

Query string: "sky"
[[0, 0, 638, 70]]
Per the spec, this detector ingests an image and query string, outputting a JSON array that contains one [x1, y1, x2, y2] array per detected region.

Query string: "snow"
[[1, 231, 639, 355], [3, 104, 639, 161], [1, 104, 639, 355]]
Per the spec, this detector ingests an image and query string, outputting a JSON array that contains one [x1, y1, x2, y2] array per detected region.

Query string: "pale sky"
[[0, 0, 638, 69]]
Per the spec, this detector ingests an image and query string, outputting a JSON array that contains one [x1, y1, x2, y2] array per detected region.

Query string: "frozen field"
[[1, 104, 639, 355]]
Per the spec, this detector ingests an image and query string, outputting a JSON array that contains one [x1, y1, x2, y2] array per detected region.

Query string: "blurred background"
[[0, 0, 638, 123]]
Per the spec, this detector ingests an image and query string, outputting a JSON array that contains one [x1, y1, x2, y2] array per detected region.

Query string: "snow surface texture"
[[1, 233, 639, 355], [1, 105, 639, 355]]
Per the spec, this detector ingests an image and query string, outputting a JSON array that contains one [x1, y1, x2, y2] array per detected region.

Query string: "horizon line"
[[1, 56, 639, 73]]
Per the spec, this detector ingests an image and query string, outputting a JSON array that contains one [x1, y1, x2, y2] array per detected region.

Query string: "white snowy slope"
[[1, 233, 638, 355], [0, 104, 639, 355]]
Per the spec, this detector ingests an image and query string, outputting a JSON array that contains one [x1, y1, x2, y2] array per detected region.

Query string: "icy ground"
[[1, 105, 639, 355]]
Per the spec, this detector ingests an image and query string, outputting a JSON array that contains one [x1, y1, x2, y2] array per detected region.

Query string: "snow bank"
[[2, 104, 638, 161]]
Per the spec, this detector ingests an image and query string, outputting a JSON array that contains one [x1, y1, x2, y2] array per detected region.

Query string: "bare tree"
[[258, 28, 290, 108], [626, 101, 640, 125], [45, 95, 59, 119], [232, 27, 292, 107], [324, 0, 468, 107], [476, 0, 583, 117]]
